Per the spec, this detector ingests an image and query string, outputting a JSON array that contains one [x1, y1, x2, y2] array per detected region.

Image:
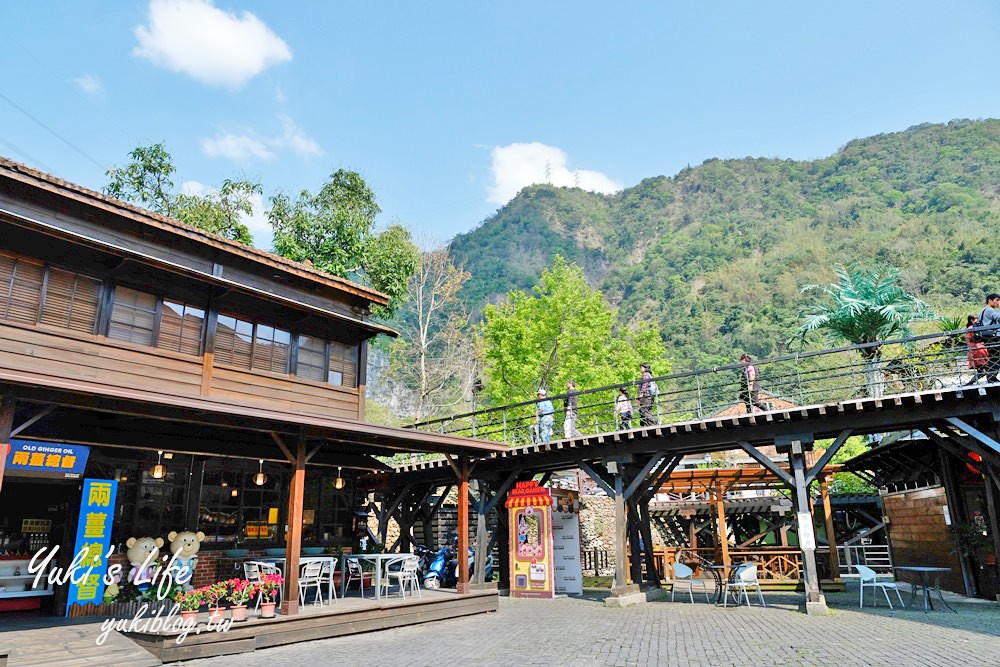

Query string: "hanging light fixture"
[[253, 459, 267, 486], [334, 467, 345, 490], [231, 487, 239, 497], [151, 451, 166, 479]]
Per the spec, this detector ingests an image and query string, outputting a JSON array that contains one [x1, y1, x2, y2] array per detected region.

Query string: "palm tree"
[[792, 264, 936, 397]]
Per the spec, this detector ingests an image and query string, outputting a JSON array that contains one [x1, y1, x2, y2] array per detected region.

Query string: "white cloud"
[[200, 133, 275, 161], [200, 114, 321, 163], [181, 180, 273, 249], [487, 142, 622, 205], [133, 0, 291, 89], [276, 114, 321, 157], [72, 74, 105, 97]]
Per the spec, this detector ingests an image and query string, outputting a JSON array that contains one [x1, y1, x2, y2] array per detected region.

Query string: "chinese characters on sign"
[[5, 440, 89, 479], [66, 479, 118, 615]]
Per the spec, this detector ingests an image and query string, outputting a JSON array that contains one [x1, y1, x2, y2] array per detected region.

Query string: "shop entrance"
[[0, 478, 79, 613]]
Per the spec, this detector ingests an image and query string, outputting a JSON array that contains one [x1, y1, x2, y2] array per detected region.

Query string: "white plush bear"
[[125, 536, 164, 588], [167, 530, 205, 588]]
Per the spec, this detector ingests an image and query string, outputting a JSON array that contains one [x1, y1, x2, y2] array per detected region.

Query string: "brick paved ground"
[[179, 590, 1000, 667]]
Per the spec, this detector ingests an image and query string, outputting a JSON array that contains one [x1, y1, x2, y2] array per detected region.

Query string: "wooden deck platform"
[[124, 589, 499, 663]]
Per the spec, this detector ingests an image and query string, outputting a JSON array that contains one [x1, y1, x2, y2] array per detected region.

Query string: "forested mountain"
[[450, 119, 1000, 369]]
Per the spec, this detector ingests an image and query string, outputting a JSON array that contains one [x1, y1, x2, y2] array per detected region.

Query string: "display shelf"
[[0, 558, 52, 603]]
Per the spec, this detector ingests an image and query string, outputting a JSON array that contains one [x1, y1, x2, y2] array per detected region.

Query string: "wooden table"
[[894, 566, 956, 613]]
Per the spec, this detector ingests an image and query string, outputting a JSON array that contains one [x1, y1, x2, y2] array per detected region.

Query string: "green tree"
[[104, 143, 176, 215], [267, 169, 419, 317], [387, 248, 475, 422], [814, 435, 876, 494], [479, 256, 669, 407], [104, 144, 257, 244], [792, 264, 936, 396], [172, 179, 260, 245]]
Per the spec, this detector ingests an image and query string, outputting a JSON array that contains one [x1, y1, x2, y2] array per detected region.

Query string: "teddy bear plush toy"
[[125, 536, 164, 590], [167, 530, 205, 589]]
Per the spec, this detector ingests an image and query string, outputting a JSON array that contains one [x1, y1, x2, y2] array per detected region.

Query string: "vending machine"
[[505, 480, 555, 598]]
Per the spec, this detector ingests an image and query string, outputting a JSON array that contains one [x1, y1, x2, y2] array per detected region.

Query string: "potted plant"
[[226, 578, 255, 622], [173, 588, 202, 624], [202, 581, 228, 624], [951, 523, 993, 562], [257, 573, 284, 618]]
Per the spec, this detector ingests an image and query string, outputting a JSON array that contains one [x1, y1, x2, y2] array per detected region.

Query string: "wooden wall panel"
[[882, 486, 965, 594], [210, 366, 360, 421]]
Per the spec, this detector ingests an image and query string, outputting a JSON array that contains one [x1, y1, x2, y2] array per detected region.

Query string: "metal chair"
[[319, 558, 338, 603], [856, 564, 904, 609], [245, 560, 277, 610], [723, 562, 766, 607], [298, 561, 325, 606], [379, 556, 407, 598], [344, 557, 366, 598], [386, 555, 422, 599], [670, 561, 711, 603]]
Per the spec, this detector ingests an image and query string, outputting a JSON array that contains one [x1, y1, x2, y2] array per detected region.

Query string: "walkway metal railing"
[[409, 326, 999, 447], [835, 543, 894, 577]]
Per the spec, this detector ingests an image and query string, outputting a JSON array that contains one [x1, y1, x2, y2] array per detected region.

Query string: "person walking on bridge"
[[739, 353, 764, 413], [978, 293, 1000, 383], [638, 363, 656, 427], [564, 380, 582, 438], [536, 389, 555, 442], [616, 386, 633, 430]]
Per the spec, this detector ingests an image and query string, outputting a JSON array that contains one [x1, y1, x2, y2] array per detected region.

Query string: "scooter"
[[423, 538, 494, 589]]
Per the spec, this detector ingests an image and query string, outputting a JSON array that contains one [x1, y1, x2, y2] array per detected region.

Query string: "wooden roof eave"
[[0, 157, 391, 307], [0, 368, 505, 458], [0, 205, 397, 338]]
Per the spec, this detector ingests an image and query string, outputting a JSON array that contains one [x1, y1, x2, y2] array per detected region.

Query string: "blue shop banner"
[[66, 478, 118, 615], [5, 440, 89, 479]]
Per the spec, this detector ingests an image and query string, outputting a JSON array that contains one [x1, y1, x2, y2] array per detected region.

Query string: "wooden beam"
[[737, 440, 793, 486], [805, 429, 852, 485], [579, 462, 614, 496], [713, 483, 731, 569], [945, 417, 1000, 456], [456, 457, 471, 593], [9, 405, 54, 438], [820, 476, 840, 580], [0, 395, 14, 495], [304, 445, 323, 464], [281, 432, 306, 615], [623, 453, 665, 501], [271, 432, 296, 465]]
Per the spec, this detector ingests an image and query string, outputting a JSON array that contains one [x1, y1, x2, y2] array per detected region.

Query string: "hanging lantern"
[[151, 450, 166, 479], [253, 459, 267, 486], [231, 487, 239, 497], [334, 467, 345, 490]]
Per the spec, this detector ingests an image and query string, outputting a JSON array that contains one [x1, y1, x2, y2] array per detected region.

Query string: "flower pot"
[[230, 604, 248, 622], [208, 606, 226, 624], [180, 610, 199, 625], [259, 601, 276, 618]]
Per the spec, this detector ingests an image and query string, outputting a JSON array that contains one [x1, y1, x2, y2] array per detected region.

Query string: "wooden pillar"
[[281, 433, 306, 615], [0, 396, 14, 495], [636, 500, 661, 586], [613, 470, 629, 591], [788, 438, 826, 611], [983, 466, 1000, 595], [473, 481, 489, 585], [714, 483, 731, 568], [456, 457, 470, 593], [626, 502, 643, 584], [820, 476, 840, 581], [496, 501, 510, 590]]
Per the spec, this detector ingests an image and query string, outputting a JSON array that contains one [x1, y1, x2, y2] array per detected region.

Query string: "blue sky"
[[2, 1, 999, 249]]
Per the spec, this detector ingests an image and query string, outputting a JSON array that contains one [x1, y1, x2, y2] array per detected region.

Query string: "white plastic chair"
[[319, 558, 338, 602], [723, 562, 766, 607], [344, 557, 366, 598], [246, 560, 280, 610], [386, 555, 422, 599], [670, 562, 711, 603], [379, 556, 406, 597], [856, 564, 903, 609], [298, 561, 325, 606]]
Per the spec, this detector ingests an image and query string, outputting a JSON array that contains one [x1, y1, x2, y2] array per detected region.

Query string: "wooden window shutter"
[[5, 256, 44, 324], [40, 268, 101, 334], [328, 341, 358, 388], [158, 302, 204, 356]]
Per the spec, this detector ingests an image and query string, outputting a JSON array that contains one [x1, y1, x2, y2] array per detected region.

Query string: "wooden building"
[[0, 156, 503, 616]]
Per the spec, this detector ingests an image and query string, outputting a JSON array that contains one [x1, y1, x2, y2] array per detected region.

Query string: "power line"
[[0, 134, 54, 173], [0, 90, 108, 172]]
